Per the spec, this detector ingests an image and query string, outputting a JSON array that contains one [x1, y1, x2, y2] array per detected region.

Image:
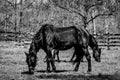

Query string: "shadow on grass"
[[21, 70, 71, 74], [21, 70, 120, 80], [44, 60, 87, 63], [21, 69, 71, 75], [21, 71, 34, 75], [36, 69, 71, 73], [35, 73, 120, 80], [44, 60, 72, 63]]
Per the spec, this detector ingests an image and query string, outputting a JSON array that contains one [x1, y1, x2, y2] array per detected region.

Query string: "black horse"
[[25, 24, 101, 74], [70, 32, 101, 61], [53, 33, 101, 62]]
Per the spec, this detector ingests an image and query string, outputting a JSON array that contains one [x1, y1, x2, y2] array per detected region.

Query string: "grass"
[[0, 41, 120, 80]]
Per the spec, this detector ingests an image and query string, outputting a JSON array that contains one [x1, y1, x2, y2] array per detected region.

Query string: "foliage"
[[0, 0, 120, 35]]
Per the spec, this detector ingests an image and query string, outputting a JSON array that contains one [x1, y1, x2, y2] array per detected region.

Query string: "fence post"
[[107, 33, 110, 50], [92, 9, 97, 38], [105, 17, 110, 50]]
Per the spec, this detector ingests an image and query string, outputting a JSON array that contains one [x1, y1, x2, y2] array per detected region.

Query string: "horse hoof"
[[29, 71, 34, 74], [46, 68, 51, 73], [57, 60, 60, 62], [87, 69, 91, 73], [53, 70, 56, 72], [46, 70, 51, 73], [52, 67, 56, 72], [29, 69, 34, 75], [74, 68, 78, 72]]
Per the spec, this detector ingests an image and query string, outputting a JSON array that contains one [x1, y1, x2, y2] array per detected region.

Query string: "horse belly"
[[54, 34, 77, 50]]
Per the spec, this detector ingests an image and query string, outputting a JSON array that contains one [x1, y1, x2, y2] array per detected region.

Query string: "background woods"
[[0, 0, 120, 38]]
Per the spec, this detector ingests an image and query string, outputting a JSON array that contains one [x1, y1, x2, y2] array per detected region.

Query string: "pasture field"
[[0, 41, 120, 80]]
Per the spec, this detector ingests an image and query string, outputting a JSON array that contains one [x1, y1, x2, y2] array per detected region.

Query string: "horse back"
[[42, 24, 79, 50]]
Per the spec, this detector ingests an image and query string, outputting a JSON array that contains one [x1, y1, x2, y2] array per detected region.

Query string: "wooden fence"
[[0, 31, 33, 41], [0, 32, 120, 49], [94, 34, 120, 49]]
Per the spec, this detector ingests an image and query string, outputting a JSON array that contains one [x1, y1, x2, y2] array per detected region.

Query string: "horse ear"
[[25, 52, 28, 56]]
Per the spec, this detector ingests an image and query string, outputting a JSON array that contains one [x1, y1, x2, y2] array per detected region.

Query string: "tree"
[[113, 0, 120, 33], [4, 0, 36, 32], [50, 0, 116, 29]]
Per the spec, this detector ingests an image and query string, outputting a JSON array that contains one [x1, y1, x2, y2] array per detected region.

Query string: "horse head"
[[89, 34, 101, 62], [93, 47, 101, 62], [25, 51, 37, 74]]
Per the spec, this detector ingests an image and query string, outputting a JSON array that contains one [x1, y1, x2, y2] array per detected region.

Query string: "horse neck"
[[30, 26, 44, 53], [89, 36, 98, 50], [29, 41, 40, 54]]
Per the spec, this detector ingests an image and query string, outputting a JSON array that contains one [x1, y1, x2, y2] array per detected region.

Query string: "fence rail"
[[0, 32, 120, 49], [0, 31, 33, 41], [94, 34, 120, 49]]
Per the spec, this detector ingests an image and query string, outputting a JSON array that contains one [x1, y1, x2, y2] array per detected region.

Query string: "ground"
[[0, 41, 120, 80]]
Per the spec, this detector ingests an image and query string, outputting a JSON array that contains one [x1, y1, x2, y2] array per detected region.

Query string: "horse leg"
[[46, 57, 50, 72], [43, 55, 47, 62], [48, 49, 56, 72], [74, 60, 80, 71], [81, 56, 84, 62], [83, 48, 91, 72], [73, 47, 84, 71], [50, 52, 56, 72], [56, 50, 60, 62], [70, 52, 76, 62], [45, 48, 54, 72], [53, 50, 60, 62], [70, 51, 84, 62], [53, 50, 56, 60]]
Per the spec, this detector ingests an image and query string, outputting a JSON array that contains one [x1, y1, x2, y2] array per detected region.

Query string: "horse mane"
[[29, 24, 53, 53], [89, 34, 98, 49]]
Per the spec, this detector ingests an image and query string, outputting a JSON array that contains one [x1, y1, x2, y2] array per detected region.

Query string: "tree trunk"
[[105, 17, 110, 50], [92, 10, 97, 37], [14, 0, 17, 41], [82, 16, 87, 28]]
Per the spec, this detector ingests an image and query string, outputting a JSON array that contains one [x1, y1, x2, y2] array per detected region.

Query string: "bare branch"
[[86, 4, 98, 12], [87, 13, 112, 24], [51, 0, 85, 18], [23, 0, 35, 10], [23, 3, 33, 9], [84, 1, 103, 13], [5, 0, 15, 10]]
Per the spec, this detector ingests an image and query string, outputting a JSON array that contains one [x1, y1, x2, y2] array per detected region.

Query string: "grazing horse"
[[70, 33, 101, 61], [52, 31, 101, 62], [25, 24, 101, 74]]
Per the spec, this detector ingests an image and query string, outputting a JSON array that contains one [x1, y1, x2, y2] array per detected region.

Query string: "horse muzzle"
[[97, 59, 101, 62], [96, 58, 101, 62]]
